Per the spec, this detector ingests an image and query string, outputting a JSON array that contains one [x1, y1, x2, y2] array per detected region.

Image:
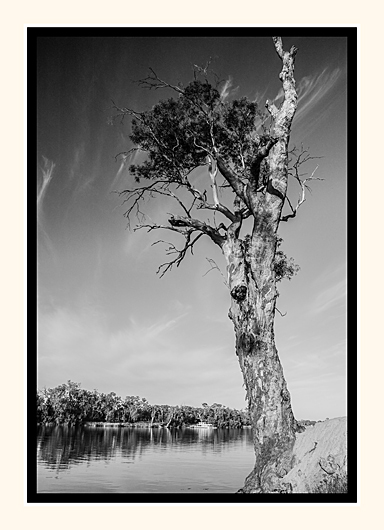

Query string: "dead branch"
[[203, 258, 228, 287], [135, 212, 225, 252], [117, 180, 171, 226], [151, 230, 204, 278], [138, 67, 185, 95], [137, 68, 210, 118], [168, 215, 225, 247], [280, 147, 324, 222], [271, 38, 298, 137]]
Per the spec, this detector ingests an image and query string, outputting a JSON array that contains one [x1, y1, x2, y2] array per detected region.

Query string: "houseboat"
[[191, 421, 215, 429]]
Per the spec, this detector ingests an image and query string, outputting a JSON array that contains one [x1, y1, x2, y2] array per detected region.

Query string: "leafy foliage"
[[274, 237, 300, 282], [37, 381, 251, 428], [128, 78, 267, 184]]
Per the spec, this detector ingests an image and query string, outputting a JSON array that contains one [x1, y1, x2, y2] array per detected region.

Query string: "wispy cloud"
[[252, 87, 268, 105], [313, 278, 346, 314], [311, 263, 346, 315], [295, 68, 341, 123], [37, 157, 56, 256], [273, 68, 342, 126], [37, 156, 55, 211], [109, 139, 147, 193], [220, 76, 239, 101], [68, 143, 101, 196]]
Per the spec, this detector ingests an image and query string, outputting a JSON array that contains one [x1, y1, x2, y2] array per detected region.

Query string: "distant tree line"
[[36, 380, 252, 428]]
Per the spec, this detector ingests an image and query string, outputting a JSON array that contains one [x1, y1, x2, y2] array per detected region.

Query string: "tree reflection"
[[37, 425, 253, 474]]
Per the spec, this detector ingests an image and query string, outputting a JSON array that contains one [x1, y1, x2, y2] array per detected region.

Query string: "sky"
[[36, 30, 348, 420]]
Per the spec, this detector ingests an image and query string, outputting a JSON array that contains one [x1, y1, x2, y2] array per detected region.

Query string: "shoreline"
[[36, 418, 323, 429]]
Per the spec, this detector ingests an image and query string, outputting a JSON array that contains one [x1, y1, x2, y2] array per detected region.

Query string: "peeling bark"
[[224, 227, 301, 492], [221, 37, 301, 493]]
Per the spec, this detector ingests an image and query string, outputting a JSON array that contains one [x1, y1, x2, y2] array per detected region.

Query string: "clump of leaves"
[[242, 235, 299, 284], [274, 237, 300, 283]]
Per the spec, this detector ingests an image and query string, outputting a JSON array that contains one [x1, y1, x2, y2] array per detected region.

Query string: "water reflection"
[[37, 426, 254, 493]]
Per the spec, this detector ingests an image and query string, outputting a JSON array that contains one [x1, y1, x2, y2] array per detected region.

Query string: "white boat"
[[191, 422, 215, 428]]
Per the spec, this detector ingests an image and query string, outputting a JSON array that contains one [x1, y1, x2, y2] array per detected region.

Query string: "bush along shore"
[[37, 381, 252, 428]]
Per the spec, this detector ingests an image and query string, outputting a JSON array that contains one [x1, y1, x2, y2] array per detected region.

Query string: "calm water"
[[37, 425, 255, 493]]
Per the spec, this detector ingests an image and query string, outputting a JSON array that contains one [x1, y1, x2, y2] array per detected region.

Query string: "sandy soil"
[[281, 417, 347, 493]]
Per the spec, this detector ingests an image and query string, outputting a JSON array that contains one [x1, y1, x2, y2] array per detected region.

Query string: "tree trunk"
[[224, 138, 301, 493], [221, 37, 301, 493]]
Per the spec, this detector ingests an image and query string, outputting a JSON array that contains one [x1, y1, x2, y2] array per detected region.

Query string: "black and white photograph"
[[31, 27, 357, 502]]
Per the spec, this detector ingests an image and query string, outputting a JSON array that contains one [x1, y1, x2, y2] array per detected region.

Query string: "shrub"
[[312, 473, 348, 493]]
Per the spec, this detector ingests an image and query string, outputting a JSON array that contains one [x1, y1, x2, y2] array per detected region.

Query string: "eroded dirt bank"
[[281, 416, 347, 493]]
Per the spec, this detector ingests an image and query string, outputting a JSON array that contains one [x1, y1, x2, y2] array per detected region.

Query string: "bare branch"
[[272, 37, 284, 59], [135, 218, 218, 277], [117, 180, 171, 226], [280, 162, 323, 222], [138, 68, 210, 118], [270, 37, 298, 137], [203, 258, 229, 288], [196, 198, 238, 223], [239, 145, 246, 170], [135, 223, 189, 236], [148, 188, 192, 218], [135, 222, 203, 278], [192, 136, 214, 159], [154, 232, 204, 278], [208, 155, 220, 206], [168, 215, 225, 247], [276, 308, 287, 317], [192, 57, 214, 77], [138, 68, 185, 96]]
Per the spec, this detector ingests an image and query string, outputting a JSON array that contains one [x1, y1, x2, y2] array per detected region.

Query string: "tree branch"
[[154, 232, 204, 278], [203, 258, 229, 287], [280, 155, 323, 222], [271, 37, 298, 137], [216, 155, 247, 204], [138, 68, 210, 118], [168, 215, 225, 247], [117, 180, 174, 226], [138, 68, 185, 96], [249, 136, 278, 193], [265, 100, 279, 120], [135, 218, 221, 277]]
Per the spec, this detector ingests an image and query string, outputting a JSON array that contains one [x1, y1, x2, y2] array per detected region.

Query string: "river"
[[37, 425, 255, 493]]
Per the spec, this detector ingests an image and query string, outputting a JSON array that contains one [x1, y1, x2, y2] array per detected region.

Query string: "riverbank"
[[85, 421, 166, 428], [281, 416, 347, 493], [37, 381, 251, 428]]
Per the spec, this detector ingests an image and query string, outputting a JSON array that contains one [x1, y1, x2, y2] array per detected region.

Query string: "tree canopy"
[[112, 65, 313, 280]]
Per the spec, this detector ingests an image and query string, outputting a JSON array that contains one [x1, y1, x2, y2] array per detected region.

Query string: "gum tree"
[[112, 37, 320, 493]]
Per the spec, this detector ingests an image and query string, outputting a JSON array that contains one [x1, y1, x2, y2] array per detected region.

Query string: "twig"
[[203, 258, 229, 287]]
